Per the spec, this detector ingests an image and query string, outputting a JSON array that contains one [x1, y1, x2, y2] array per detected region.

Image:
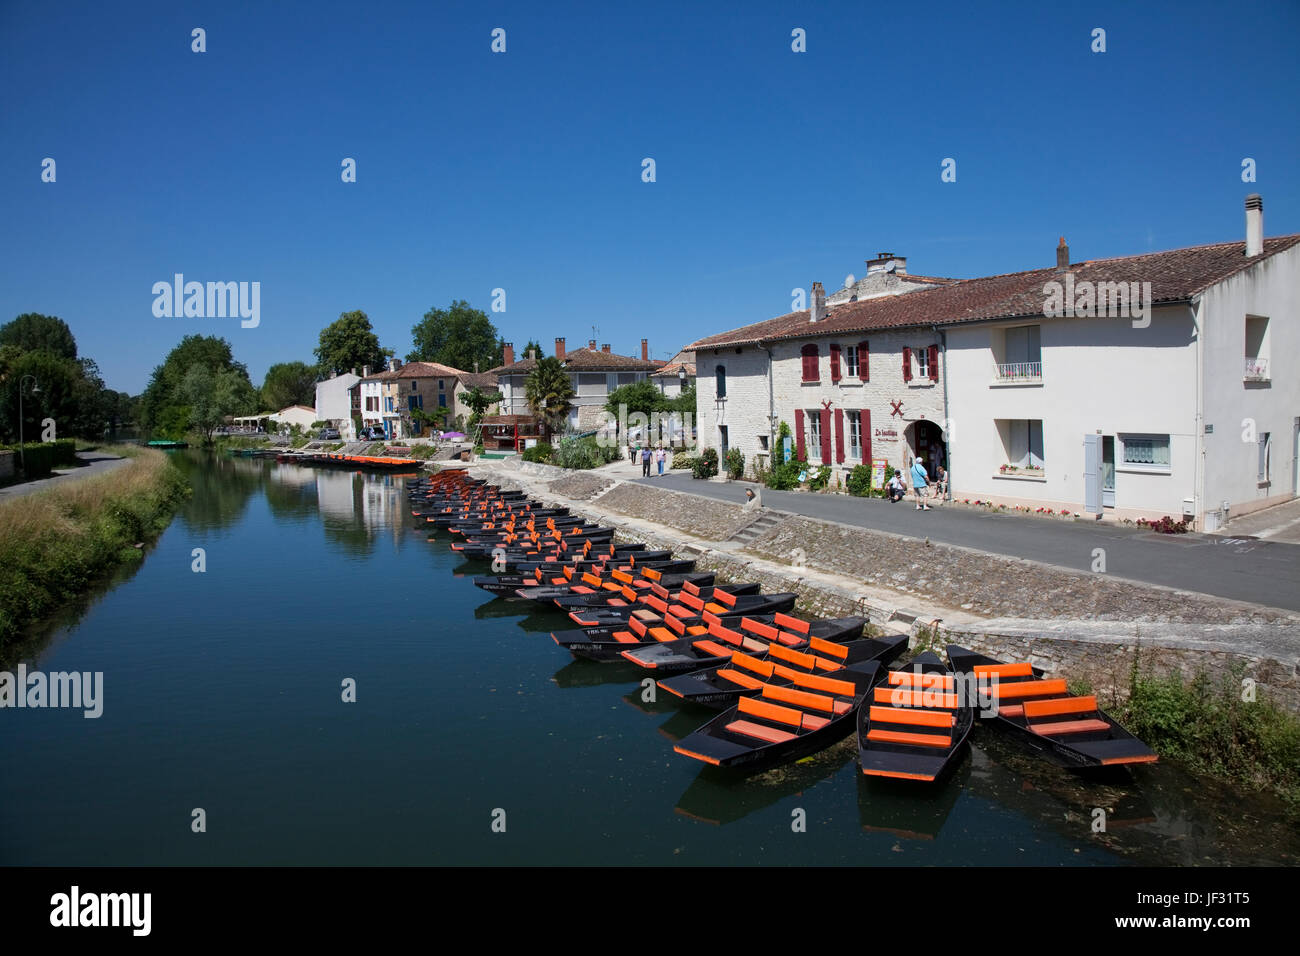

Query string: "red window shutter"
[[820, 409, 832, 464], [801, 344, 819, 382], [858, 340, 869, 381], [829, 345, 842, 382], [902, 347, 912, 382], [928, 344, 939, 382], [862, 409, 871, 465], [794, 408, 805, 459], [834, 408, 845, 463]]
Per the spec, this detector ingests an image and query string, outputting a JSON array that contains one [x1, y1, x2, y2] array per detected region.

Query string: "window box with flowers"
[[995, 463, 1046, 481]]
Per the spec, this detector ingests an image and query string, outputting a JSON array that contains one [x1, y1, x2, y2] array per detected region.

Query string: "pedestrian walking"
[[910, 456, 931, 510], [655, 446, 666, 476], [641, 445, 652, 477]]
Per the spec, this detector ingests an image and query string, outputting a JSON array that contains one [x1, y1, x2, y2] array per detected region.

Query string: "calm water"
[[1, 452, 1296, 865]]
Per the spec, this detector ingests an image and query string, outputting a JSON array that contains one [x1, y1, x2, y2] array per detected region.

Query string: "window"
[[806, 409, 822, 462], [801, 344, 819, 382], [716, 364, 727, 398], [384, 397, 394, 412], [996, 325, 1043, 382], [438, 394, 447, 408], [412, 381, 418, 391], [408, 395, 423, 411], [915, 347, 929, 379], [844, 346, 859, 378], [758, 434, 770, 451], [997, 419, 1044, 470], [438, 379, 445, 390], [1245, 315, 1270, 382], [847, 411, 862, 460], [1259, 432, 1272, 482], [1119, 434, 1170, 470]]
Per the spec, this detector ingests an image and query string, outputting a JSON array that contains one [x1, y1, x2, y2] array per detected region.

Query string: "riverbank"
[[467, 458, 1300, 812], [0, 445, 189, 649]]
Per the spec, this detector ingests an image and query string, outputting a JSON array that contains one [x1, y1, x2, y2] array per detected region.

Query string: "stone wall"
[[596, 482, 754, 542], [0, 450, 13, 481]]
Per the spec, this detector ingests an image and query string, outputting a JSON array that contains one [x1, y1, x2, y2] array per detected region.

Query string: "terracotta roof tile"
[[689, 236, 1300, 349]]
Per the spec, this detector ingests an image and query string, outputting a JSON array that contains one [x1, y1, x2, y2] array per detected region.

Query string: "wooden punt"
[[857, 651, 974, 783]]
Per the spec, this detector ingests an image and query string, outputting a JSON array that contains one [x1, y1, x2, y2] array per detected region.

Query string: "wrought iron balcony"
[[994, 361, 1042, 383]]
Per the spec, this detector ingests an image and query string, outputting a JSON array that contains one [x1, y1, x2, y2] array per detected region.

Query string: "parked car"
[[318, 427, 341, 440], [359, 427, 386, 442]]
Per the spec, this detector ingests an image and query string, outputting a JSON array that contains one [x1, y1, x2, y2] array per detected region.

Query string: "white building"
[[270, 404, 318, 432], [314, 370, 361, 439], [491, 337, 663, 431], [650, 351, 696, 398], [689, 196, 1299, 528]]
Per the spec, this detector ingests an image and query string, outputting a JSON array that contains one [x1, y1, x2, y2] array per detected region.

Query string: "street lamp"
[[18, 375, 40, 473]]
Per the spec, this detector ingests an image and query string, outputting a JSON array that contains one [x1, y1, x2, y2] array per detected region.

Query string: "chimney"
[[527, 347, 535, 361], [1246, 194, 1263, 257], [473, 359, 479, 373], [588, 339, 597, 350], [865, 253, 907, 276], [641, 338, 648, 361], [554, 337, 566, 361], [602, 343, 611, 353], [362, 365, 371, 378], [502, 342, 514, 366], [1056, 236, 1069, 271], [350, 367, 357, 377], [809, 281, 826, 323]]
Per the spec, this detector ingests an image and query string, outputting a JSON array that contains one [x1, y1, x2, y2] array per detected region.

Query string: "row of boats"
[[413, 470, 1158, 782]]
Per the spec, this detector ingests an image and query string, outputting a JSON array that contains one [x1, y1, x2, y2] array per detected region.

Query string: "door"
[[1292, 416, 1299, 495], [1101, 435, 1116, 508], [719, 426, 729, 461], [1083, 434, 1101, 514]]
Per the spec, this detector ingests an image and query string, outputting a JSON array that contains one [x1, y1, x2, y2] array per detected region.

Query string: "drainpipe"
[[934, 324, 951, 501], [1190, 296, 1205, 529], [757, 340, 776, 459]]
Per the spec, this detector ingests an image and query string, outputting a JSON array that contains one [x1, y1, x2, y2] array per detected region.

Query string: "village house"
[[491, 338, 663, 431], [314, 369, 362, 439], [354, 359, 500, 439], [688, 196, 1299, 528], [650, 350, 696, 398]]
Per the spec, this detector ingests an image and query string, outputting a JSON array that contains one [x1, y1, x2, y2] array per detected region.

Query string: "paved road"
[[632, 474, 1300, 612], [0, 451, 130, 501], [1212, 498, 1300, 544]]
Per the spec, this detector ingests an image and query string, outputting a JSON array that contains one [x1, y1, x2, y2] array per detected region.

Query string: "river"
[[1, 451, 1295, 865]]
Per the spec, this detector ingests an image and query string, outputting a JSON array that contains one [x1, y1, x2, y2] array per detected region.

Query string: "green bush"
[[691, 448, 718, 479], [52, 439, 78, 466], [671, 451, 692, 470], [521, 442, 554, 464], [554, 436, 619, 470], [1120, 658, 1300, 810], [724, 447, 745, 479], [807, 464, 832, 491], [6, 442, 57, 478], [847, 464, 873, 497]]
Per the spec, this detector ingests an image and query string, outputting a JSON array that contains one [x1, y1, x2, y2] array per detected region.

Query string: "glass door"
[[1101, 435, 1116, 508]]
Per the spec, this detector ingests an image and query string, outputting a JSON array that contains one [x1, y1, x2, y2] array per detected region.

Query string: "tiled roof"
[[455, 371, 500, 390], [651, 361, 696, 378], [491, 346, 660, 374], [689, 236, 1300, 349]]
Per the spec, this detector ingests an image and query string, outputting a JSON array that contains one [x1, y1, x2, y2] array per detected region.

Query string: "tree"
[[408, 300, 501, 371], [0, 313, 77, 361], [462, 385, 497, 432], [604, 380, 666, 418], [261, 361, 319, 411], [177, 364, 258, 443], [0, 350, 78, 444], [316, 310, 386, 376], [524, 356, 575, 433], [520, 340, 546, 361], [139, 335, 254, 435]]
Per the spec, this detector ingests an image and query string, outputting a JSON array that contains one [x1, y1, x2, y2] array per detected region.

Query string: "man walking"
[[641, 445, 652, 477], [910, 456, 931, 510]]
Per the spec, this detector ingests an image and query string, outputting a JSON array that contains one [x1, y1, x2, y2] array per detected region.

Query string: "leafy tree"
[[261, 361, 320, 411], [316, 310, 386, 375], [667, 383, 696, 414], [177, 364, 258, 443], [139, 335, 254, 436], [0, 350, 78, 444], [520, 340, 545, 361], [462, 385, 497, 433], [0, 313, 77, 361], [408, 300, 501, 371], [524, 356, 574, 433], [604, 380, 666, 418]]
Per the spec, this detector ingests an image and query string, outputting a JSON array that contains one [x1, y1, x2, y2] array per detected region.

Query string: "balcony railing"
[[1244, 357, 1270, 382], [994, 361, 1042, 383]]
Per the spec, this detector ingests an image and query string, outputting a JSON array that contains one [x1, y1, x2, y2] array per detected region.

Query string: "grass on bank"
[[1117, 656, 1300, 812], [0, 445, 189, 645]]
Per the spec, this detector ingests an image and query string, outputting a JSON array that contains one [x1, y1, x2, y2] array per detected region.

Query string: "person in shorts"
[[910, 456, 931, 511]]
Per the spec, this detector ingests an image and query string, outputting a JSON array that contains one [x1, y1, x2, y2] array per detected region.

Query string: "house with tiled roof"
[[355, 359, 500, 439], [687, 195, 1299, 528], [650, 350, 696, 399], [489, 337, 663, 431]]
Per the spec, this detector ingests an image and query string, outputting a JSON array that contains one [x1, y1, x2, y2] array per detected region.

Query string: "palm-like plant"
[[524, 357, 574, 433]]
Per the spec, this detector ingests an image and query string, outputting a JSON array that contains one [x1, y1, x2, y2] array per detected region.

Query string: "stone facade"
[[696, 329, 948, 484]]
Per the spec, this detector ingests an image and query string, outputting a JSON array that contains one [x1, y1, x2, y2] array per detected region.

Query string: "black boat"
[[945, 645, 1158, 770], [857, 651, 974, 783], [625, 613, 869, 675], [656, 630, 909, 705], [671, 660, 884, 770], [564, 585, 792, 628]]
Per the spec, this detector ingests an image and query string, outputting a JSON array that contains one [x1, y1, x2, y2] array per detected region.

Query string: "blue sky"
[[2, 0, 1297, 394]]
